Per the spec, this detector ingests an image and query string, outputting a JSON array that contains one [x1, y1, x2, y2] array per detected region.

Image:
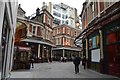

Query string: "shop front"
[[21, 38, 53, 63], [88, 32, 101, 72], [53, 47, 81, 61], [13, 46, 31, 70]]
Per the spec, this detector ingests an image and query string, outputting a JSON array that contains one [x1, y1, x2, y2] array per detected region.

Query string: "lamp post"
[[76, 21, 80, 27], [76, 16, 82, 29]]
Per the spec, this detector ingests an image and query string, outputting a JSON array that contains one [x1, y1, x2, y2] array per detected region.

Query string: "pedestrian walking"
[[64, 57, 67, 62], [82, 56, 86, 69], [60, 57, 63, 62], [73, 55, 81, 74], [30, 55, 34, 68]]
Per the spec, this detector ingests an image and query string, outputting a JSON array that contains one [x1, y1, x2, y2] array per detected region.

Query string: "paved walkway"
[[10, 62, 119, 79]]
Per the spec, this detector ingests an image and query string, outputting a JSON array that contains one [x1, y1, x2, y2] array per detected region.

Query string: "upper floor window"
[[53, 5, 61, 11], [53, 18, 61, 24], [66, 20, 68, 25], [74, 31, 77, 37], [66, 38, 70, 45], [57, 28, 61, 34], [32, 26, 36, 35], [62, 20, 64, 24], [62, 14, 68, 19], [56, 38, 61, 45], [47, 17, 51, 25], [46, 30, 49, 39], [66, 15, 68, 19], [66, 28, 70, 35], [62, 15, 65, 19], [53, 11, 61, 17]]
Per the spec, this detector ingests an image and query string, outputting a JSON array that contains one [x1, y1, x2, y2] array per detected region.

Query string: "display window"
[[89, 38, 92, 49], [96, 35, 100, 47], [89, 35, 100, 49], [92, 36, 97, 48]]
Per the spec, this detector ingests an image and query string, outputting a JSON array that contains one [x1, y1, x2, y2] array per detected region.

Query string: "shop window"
[[89, 35, 100, 49], [20, 52, 28, 61], [89, 38, 92, 49], [92, 36, 97, 48], [96, 35, 100, 47]]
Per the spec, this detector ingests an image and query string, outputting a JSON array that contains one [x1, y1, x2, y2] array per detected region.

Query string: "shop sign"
[[18, 46, 31, 51]]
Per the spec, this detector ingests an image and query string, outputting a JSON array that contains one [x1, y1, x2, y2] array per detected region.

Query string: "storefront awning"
[[52, 47, 81, 51], [21, 39, 55, 47]]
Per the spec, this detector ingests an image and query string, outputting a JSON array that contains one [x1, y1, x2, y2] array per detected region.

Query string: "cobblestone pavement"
[[10, 62, 119, 79]]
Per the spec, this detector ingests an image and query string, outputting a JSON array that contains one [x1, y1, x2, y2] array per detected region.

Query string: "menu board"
[[91, 49, 100, 62]]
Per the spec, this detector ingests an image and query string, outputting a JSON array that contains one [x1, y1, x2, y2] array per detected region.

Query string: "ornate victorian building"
[[53, 24, 81, 61]]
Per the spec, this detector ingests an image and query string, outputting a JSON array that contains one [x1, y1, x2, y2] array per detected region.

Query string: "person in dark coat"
[[73, 55, 81, 74], [30, 55, 34, 68], [82, 56, 86, 69]]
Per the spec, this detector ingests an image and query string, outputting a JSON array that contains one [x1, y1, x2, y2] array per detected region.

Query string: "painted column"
[[99, 30, 104, 59], [63, 49, 64, 57], [99, 29, 104, 73], [38, 44, 40, 62]]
